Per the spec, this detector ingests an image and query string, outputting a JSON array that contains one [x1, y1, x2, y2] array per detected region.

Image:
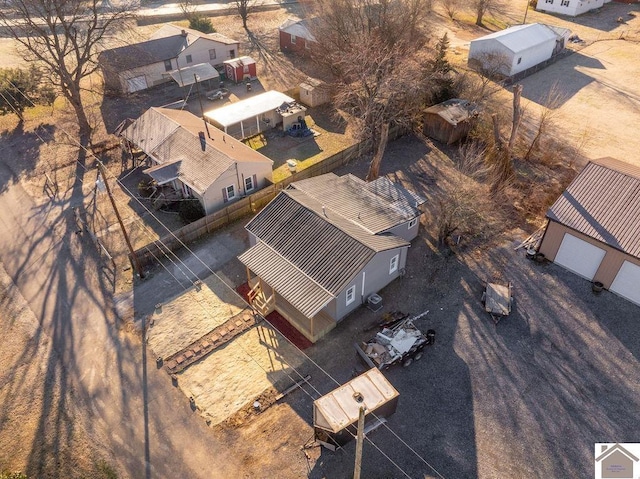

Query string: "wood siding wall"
[[539, 220, 640, 288]]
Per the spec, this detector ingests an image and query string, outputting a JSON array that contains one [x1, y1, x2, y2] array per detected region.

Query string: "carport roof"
[[169, 63, 219, 87], [547, 157, 640, 258], [204, 91, 295, 128]]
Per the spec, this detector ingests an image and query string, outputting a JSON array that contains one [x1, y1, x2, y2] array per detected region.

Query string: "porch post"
[[245, 265, 251, 284], [310, 315, 314, 337], [240, 121, 245, 138]]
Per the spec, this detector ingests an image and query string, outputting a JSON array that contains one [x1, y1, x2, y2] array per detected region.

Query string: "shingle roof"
[[472, 23, 558, 54], [121, 108, 272, 195], [290, 173, 425, 234], [150, 24, 239, 46], [98, 35, 187, 71], [240, 181, 411, 317], [547, 158, 640, 258]]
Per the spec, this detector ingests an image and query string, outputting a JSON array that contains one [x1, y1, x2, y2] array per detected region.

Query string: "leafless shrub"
[[440, 0, 462, 20], [523, 82, 567, 160], [456, 141, 491, 180]]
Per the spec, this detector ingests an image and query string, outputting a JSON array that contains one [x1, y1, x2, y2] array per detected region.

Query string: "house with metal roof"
[[98, 24, 239, 94], [279, 17, 318, 55], [538, 158, 640, 306], [120, 107, 273, 215], [468, 23, 566, 77], [238, 173, 426, 342]]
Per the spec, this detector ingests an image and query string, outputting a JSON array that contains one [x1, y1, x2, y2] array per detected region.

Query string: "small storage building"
[[299, 77, 331, 107], [538, 157, 640, 306], [423, 99, 477, 145], [313, 368, 399, 448], [223, 56, 257, 83]]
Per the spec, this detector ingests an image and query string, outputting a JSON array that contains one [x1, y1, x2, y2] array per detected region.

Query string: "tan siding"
[[540, 220, 640, 288]]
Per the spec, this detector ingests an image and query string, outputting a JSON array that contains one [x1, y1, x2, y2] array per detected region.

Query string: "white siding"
[[536, 0, 604, 16], [179, 38, 238, 68]]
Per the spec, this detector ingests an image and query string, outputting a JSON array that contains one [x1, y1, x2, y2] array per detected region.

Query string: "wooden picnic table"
[[482, 282, 512, 321]]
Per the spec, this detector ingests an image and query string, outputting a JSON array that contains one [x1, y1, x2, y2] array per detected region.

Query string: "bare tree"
[[472, 0, 506, 26], [440, 0, 462, 20], [235, 0, 256, 29], [0, 0, 132, 145], [311, 0, 434, 181], [524, 82, 566, 160]]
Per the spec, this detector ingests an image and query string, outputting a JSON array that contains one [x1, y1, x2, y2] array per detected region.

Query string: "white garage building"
[[538, 158, 640, 306], [535, 0, 610, 17], [468, 23, 566, 77]]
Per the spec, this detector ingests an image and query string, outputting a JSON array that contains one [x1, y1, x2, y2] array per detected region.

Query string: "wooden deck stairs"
[[248, 282, 275, 317]]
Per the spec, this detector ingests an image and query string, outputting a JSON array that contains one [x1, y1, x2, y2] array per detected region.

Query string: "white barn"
[[468, 23, 565, 77], [535, 0, 609, 17]]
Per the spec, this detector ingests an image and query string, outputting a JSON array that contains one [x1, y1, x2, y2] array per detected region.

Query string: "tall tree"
[[235, 0, 256, 29], [472, 0, 505, 26], [0, 0, 132, 145], [310, 0, 434, 181]]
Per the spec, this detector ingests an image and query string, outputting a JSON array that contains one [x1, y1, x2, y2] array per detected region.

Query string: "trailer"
[[355, 315, 435, 370]]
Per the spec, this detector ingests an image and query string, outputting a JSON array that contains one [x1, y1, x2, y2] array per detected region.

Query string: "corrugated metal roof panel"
[[547, 159, 640, 257], [472, 23, 558, 54], [290, 173, 424, 233], [238, 242, 333, 318], [204, 91, 294, 128]]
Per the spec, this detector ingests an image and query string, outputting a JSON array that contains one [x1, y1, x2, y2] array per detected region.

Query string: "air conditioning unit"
[[367, 294, 383, 312]]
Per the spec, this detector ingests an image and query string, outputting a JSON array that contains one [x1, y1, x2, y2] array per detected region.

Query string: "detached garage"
[[538, 158, 640, 306]]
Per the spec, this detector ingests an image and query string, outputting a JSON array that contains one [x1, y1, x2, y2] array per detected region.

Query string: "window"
[[245, 175, 256, 192], [346, 285, 356, 306], [164, 59, 172, 72], [545, 0, 553, 3], [517, 57, 522, 64], [561, 0, 569, 5], [223, 185, 235, 202], [209, 49, 216, 60], [290, 34, 297, 44], [186, 54, 193, 64], [389, 254, 399, 274], [230, 49, 235, 58], [408, 218, 418, 229]]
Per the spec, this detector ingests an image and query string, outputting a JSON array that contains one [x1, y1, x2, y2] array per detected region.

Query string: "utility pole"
[[523, 0, 530, 24], [353, 405, 366, 479], [96, 161, 145, 279]]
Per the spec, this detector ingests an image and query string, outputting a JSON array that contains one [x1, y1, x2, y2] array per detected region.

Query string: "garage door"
[[127, 75, 148, 93], [609, 261, 640, 306], [554, 233, 606, 280]]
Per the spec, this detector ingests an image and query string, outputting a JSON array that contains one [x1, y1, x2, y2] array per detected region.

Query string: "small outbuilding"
[[313, 368, 399, 448], [468, 23, 565, 78], [423, 99, 478, 145], [538, 157, 640, 306], [279, 17, 318, 55], [223, 56, 257, 83], [299, 77, 331, 107]]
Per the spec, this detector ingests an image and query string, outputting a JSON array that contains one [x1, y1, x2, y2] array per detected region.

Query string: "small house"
[[299, 77, 331, 107], [120, 107, 273, 215], [223, 56, 257, 83], [423, 99, 478, 145], [98, 24, 239, 94], [535, 0, 605, 16], [279, 18, 317, 55], [468, 23, 565, 78], [538, 158, 640, 306], [238, 173, 426, 342], [204, 91, 306, 140], [313, 368, 399, 448]]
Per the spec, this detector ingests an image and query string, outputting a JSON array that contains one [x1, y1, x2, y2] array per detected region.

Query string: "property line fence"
[[130, 126, 403, 270]]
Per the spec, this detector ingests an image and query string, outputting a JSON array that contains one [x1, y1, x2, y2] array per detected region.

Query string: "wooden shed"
[[423, 99, 477, 145], [538, 158, 640, 306], [299, 77, 330, 107], [313, 368, 399, 448]]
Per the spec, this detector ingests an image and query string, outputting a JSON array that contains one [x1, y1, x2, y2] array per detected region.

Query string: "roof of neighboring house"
[[98, 35, 188, 71], [149, 24, 239, 46], [169, 62, 219, 87], [471, 23, 558, 53], [546, 157, 640, 258], [424, 99, 478, 126], [223, 56, 256, 68], [240, 185, 410, 318], [279, 17, 317, 42], [290, 173, 425, 234], [204, 91, 295, 128], [121, 108, 272, 195]]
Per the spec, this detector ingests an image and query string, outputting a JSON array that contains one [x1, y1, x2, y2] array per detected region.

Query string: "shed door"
[[554, 233, 606, 280], [127, 75, 147, 93], [609, 261, 640, 306]]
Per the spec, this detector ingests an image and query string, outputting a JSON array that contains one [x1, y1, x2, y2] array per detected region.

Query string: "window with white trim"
[[408, 218, 418, 229], [225, 185, 235, 200], [245, 176, 254, 192], [545, 0, 553, 3], [346, 285, 356, 306], [561, 0, 569, 5], [291, 34, 297, 44], [389, 254, 399, 274]]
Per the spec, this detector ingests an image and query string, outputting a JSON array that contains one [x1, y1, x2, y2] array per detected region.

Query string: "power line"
[[3, 82, 447, 479]]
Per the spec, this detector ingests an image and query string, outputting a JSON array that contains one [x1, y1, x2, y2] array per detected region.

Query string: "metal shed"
[[313, 368, 399, 448]]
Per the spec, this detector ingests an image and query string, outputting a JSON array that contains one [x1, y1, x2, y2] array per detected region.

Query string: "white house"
[[98, 24, 239, 94], [468, 23, 566, 77], [535, 0, 607, 17], [121, 108, 273, 215]]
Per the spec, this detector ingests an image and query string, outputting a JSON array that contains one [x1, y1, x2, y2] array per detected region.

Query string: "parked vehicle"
[[206, 88, 229, 101]]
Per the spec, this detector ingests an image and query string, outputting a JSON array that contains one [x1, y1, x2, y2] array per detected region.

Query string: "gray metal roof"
[[98, 35, 187, 71], [121, 108, 272, 195], [238, 241, 334, 318], [472, 23, 558, 54], [149, 24, 239, 46], [547, 158, 640, 258], [424, 99, 478, 126], [290, 173, 425, 234]]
